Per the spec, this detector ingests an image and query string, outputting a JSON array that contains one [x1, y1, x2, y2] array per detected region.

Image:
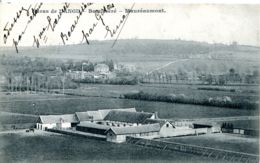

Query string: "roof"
[[75, 111, 103, 121], [99, 108, 136, 119], [144, 118, 168, 127], [107, 123, 161, 135], [77, 122, 110, 130], [75, 108, 136, 121], [38, 114, 78, 124], [104, 110, 154, 124]]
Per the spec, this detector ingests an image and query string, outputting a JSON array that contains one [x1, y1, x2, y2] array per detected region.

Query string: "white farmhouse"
[[36, 114, 78, 130], [94, 64, 110, 74]]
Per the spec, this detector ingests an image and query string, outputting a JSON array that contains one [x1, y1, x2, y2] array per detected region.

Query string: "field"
[[160, 133, 259, 155], [0, 83, 258, 161], [0, 93, 257, 119], [0, 130, 232, 163], [56, 83, 259, 107], [0, 82, 258, 131]]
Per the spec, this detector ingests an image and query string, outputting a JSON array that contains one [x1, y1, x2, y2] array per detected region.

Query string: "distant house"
[[106, 123, 161, 143], [66, 71, 93, 80], [114, 64, 136, 72], [36, 114, 78, 130], [94, 64, 110, 74]]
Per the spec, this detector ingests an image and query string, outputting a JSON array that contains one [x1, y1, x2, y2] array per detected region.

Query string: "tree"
[[229, 68, 235, 74], [253, 70, 259, 77], [206, 74, 213, 85]]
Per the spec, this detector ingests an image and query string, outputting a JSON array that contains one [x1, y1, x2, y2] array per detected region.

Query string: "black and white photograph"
[[0, 1, 259, 163]]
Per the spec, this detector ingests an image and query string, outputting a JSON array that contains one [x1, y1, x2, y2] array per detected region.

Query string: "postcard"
[[0, 1, 259, 163]]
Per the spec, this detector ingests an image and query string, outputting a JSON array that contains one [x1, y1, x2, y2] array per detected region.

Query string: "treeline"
[[197, 87, 236, 92], [74, 76, 138, 85], [123, 91, 258, 110], [61, 59, 115, 72], [3, 72, 79, 93], [0, 54, 115, 73], [140, 68, 260, 85]]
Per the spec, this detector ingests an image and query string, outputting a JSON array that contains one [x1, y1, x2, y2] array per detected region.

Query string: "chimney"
[[154, 112, 159, 119]]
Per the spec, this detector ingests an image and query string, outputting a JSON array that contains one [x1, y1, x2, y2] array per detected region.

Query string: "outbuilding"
[[36, 114, 78, 130], [104, 110, 155, 124], [106, 123, 161, 143], [76, 121, 110, 135]]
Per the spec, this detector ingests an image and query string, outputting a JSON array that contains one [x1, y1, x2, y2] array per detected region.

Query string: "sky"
[[0, 3, 259, 47]]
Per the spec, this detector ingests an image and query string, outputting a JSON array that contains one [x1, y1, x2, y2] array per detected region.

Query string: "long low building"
[[76, 122, 111, 135], [106, 123, 161, 143]]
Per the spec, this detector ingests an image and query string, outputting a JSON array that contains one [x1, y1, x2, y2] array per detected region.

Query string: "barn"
[[144, 118, 177, 137], [36, 114, 78, 130], [75, 111, 103, 121], [106, 123, 161, 143], [103, 110, 156, 124], [75, 108, 137, 122]]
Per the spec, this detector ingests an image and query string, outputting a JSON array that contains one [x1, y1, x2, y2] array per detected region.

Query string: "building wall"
[[106, 132, 126, 143], [159, 122, 177, 137], [37, 123, 71, 130], [37, 123, 57, 130], [106, 131, 160, 143], [76, 126, 107, 135], [194, 128, 208, 135], [61, 122, 71, 129]]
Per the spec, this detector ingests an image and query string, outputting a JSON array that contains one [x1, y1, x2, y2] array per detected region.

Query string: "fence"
[[126, 137, 259, 163]]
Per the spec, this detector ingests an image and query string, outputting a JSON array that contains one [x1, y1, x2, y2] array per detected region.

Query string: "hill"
[[0, 39, 259, 73]]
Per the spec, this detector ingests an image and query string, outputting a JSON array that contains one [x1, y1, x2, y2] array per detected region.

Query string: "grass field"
[[0, 93, 257, 119], [0, 130, 234, 163], [57, 83, 259, 107], [59, 83, 260, 112], [160, 133, 259, 155]]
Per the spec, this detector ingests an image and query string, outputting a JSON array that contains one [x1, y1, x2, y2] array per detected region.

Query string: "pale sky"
[[0, 3, 259, 47]]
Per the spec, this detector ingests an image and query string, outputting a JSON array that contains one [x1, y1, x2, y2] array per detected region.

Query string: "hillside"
[[0, 39, 259, 73]]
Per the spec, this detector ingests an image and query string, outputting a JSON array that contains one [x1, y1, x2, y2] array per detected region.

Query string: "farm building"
[[75, 108, 136, 122], [76, 121, 110, 135], [75, 111, 103, 121], [103, 110, 156, 124], [106, 123, 161, 143], [36, 114, 78, 130], [144, 118, 177, 137], [193, 123, 221, 134], [36, 107, 220, 143]]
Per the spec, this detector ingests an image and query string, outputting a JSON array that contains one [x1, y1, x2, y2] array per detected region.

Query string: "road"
[[148, 59, 189, 74]]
